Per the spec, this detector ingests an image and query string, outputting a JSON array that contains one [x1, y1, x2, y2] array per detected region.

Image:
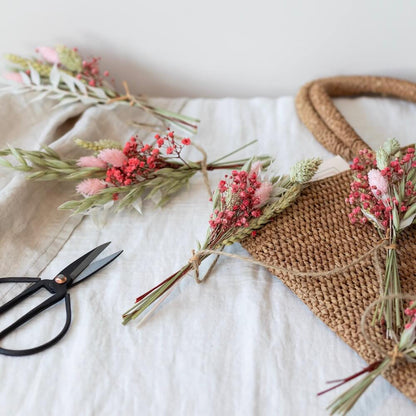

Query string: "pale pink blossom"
[[97, 149, 127, 167], [77, 156, 107, 169], [76, 179, 106, 196], [3, 72, 23, 83], [37, 46, 60, 64], [254, 181, 273, 207], [368, 169, 388, 197], [249, 161, 262, 176]]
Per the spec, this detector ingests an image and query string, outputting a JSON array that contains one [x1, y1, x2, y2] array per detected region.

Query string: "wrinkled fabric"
[[0, 94, 415, 416]]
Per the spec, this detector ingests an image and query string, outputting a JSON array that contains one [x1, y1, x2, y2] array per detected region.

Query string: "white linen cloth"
[[0, 93, 415, 416]]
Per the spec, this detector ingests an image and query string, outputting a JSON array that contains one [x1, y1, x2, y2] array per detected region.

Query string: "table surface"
[[0, 93, 415, 416]]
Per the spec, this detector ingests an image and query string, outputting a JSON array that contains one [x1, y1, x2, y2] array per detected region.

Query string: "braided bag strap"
[[295, 75, 416, 160]]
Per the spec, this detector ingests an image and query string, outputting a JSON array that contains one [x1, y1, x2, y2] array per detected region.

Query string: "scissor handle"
[[0, 277, 42, 314], [0, 277, 72, 356], [0, 293, 72, 356]]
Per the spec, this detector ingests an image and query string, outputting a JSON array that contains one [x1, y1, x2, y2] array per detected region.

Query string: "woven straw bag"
[[242, 76, 416, 402]]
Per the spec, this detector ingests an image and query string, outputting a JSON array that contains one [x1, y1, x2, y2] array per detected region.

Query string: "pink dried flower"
[[98, 149, 127, 167], [77, 156, 107, 168], [254, 181, 273, 207], [250, 161, 262, 176], [36, 46, 60, 64], [368, 169, 388, 197], [76, 179, 106, 196], [3, 72, 23, 83]]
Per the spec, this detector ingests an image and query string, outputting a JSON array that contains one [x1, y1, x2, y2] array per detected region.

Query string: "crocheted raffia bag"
[[242, 76, 416, 402]]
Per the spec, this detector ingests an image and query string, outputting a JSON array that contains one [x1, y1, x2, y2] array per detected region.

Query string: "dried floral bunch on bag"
[[0, 132, 269, 214], [347, 139, 416, 337], [122, 157, 321, 324], [320, 299, 416, 415], [1, 45, 198, 133]]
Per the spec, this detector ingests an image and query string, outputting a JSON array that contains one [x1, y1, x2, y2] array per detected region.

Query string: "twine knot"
[[188, 249, 222, 284], [387, 345, 404, 366], [189, 249, 203, 283], [106, 81, 135, 106]]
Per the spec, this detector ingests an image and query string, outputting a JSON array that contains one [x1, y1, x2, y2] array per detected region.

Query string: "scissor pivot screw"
[[55, 274, 67, 284]]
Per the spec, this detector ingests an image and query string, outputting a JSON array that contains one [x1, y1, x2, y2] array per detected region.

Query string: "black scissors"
[[0, 242, 122, 356]]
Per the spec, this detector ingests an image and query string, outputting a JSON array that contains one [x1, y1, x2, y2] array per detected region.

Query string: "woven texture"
[[242, 170, 416, 401], [295, 76, 416, 160]]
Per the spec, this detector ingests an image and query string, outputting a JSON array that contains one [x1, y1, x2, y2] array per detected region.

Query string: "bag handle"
[[295, 76, 416, 160]]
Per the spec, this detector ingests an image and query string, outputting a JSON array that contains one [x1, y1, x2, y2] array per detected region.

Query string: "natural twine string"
[[188, 239, 390, 284], [360, 294, 416, 366], [106, 81, 135, 106], [189, 242, 415, 371], [190, 142, 212, 198]]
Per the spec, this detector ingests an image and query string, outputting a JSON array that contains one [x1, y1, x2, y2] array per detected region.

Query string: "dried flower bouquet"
[[122, 157, 321, 324], [1, 45, 198, 133], [0, 132, 269, 214]]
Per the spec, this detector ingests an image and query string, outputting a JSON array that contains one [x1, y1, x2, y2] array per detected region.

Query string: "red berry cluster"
[[154, 129, 191, 156], [209, 169, 263, 231], [347, 147, 416, 227], [405, 301, 416, 330], [75, 56, 110, 87], [105, 132, 191, 189]]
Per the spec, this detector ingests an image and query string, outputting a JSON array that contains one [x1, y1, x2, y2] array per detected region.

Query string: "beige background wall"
[[0, 0, 414, 97]]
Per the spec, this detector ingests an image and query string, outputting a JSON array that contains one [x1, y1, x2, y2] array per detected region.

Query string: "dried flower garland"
[[1, 45, 198, 133], [122, 157, 321, 324], [0, 132, 269, 214]]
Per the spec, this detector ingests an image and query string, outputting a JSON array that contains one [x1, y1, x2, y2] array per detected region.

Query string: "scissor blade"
[[59, 242, 111, 282], [71, 250, 123, 287]]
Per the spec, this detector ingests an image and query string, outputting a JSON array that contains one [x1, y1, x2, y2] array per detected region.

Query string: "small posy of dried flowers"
[[0, 132, 271, 215], [122, 157, 321, 325], [347, 139, 416, 337], [1, 45, 199, 133]]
